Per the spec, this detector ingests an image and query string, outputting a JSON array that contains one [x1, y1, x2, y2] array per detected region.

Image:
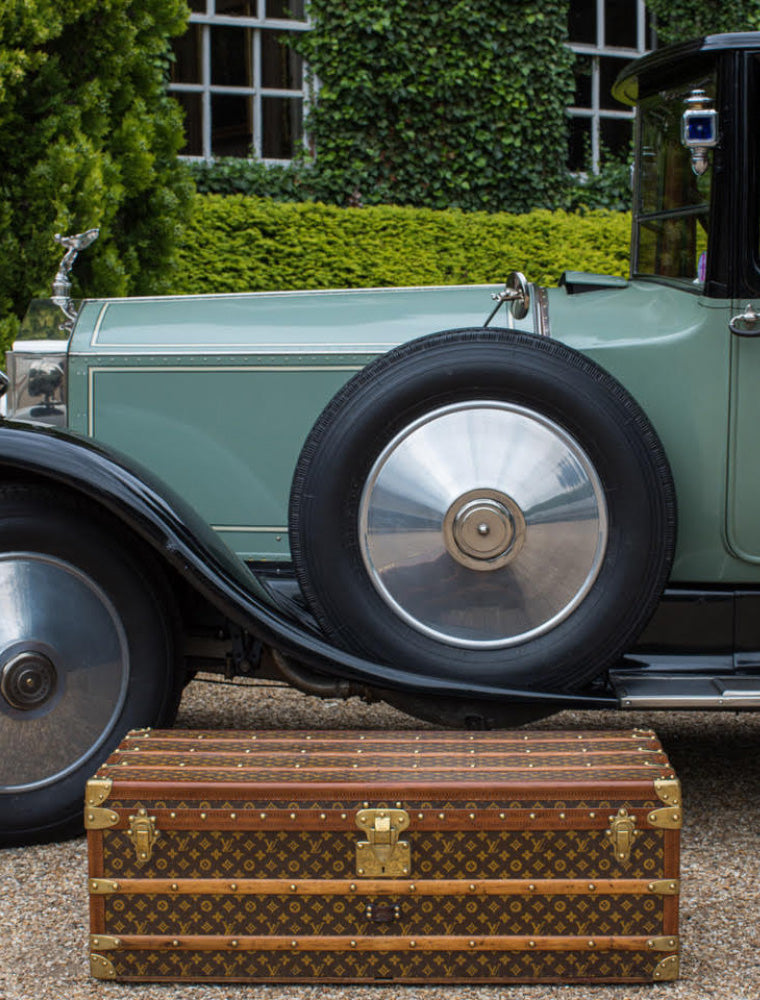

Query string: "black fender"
[[0, 420, 614, 707]]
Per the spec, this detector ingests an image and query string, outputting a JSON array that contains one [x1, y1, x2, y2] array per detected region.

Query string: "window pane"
[[262, 30, 302, 89], [600, 56, 629, 109], [262, 96, 303, 157], [188, 0, 207, 11], [211, 94, 253, 156], [211, 26, 252, 86], [568, 0, 596, 44], [599, 116, 632, 158], [567, 116, 592, 171], [175, 92, 203, 156], [572, 54, 592, 108], [215, 0, 256, 15], [266, 0, 305, 19], [605, 0, 637, 48], [171, 25, 202, 85]]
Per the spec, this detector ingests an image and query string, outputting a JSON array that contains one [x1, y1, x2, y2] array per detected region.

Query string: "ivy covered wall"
[[647, 0, 760, 44]]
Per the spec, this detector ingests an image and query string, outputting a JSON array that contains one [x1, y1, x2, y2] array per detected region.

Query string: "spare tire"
[[289, 329, 676, 694]]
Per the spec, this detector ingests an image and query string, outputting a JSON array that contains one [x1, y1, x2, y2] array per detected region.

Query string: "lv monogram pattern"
[[106, 948, 662, 982]]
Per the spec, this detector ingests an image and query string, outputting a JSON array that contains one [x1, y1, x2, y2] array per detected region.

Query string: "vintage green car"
[[2, 32, 760, 844]]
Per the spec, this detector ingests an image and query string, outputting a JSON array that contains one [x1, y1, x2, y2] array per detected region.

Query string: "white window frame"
[[169, 0, 310, 162], [567, 0, 652, 172]]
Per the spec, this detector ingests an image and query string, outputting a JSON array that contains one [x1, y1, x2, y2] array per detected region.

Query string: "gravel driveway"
[[2, 676, 759, 1000]]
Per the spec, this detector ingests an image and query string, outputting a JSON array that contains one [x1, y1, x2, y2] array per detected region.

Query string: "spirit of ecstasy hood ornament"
[[51, 228, 99, 329]]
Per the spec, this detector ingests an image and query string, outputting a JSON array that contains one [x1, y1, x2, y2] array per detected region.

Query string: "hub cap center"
[[443, 489, 526, 571], [1, 651, 57, 710]]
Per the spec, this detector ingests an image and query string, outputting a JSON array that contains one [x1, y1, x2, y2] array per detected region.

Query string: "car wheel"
[[289, 329, 676, 702], [0, 484, 180, 844]]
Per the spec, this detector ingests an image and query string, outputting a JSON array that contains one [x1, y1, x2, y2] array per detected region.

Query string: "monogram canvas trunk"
[[86, 728, 681, 984]]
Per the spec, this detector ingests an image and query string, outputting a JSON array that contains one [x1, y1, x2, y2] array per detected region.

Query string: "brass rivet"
[[170, 812, 177, 820], [260, 812, 267, 820], [469, 813, 476, 820], [529, 940, 536, 948], [648, 939, 654, 948], [230, 812, 236, 820], [409, 884, 416, 892], [589, 812, 596, 819], [499, 812, 505, 820], [358, 868, 365, 875], [438, 813, 445, 820], [588, 883, 596, 891], [200, 812, 207, 820], [320, 813, 326, 820], [231, 939, 238, 947], [179, 762, 185, 767], [588, 940, 595, 948], [529, 813, 536, 820], [290, 813, 297, 820], [529, 884, 536, 892], [469, 940, 476, 948], [350, 884, 357, 892], [350, 940, 357, 948], [171, 883, 179, 891], [559, 812, 566, 819], [469, 884, 476, 892], [341, 813, 347, 820], [395, 801, 402, 808], [417, 812, 424, 820], [113, 883, 120, 890], [291, 940, 298, 948], [114, 938, 121, 947], [402, 867, 409, 875], [295, 764, 301, 769], [230, 883, 238, 891], [648, 882, 655, 891], [290, 884, 297, 892], [363, 801, 369, 808], [172, 940, 180, 947], [410, 940, 416, 948]]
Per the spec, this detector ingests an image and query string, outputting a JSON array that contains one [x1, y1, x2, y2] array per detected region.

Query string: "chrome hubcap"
[[0, 651, 57, 710], [0, 553, 129, 793], [358, 401, 608, 649]]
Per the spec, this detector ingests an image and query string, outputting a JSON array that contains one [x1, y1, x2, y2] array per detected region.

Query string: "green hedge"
[[169, 196, 630, 295]]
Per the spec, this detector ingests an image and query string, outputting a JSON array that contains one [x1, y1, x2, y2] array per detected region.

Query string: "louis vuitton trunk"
[[86, 728, 681, 984]]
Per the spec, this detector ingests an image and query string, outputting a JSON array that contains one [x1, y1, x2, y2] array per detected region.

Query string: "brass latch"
[[128, 806, 159, 865], [355, 808, 410, 877], [606, 807, 637, 862]]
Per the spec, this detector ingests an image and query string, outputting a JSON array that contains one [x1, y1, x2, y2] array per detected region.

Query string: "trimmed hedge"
[[170, 196, 630, 295]]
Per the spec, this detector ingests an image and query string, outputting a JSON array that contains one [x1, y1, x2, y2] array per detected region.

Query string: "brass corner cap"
[[85, 777, 113, 808], [654, 776, 682, 807], [653, 954, 680, 981], [90, 954, 117, 980]]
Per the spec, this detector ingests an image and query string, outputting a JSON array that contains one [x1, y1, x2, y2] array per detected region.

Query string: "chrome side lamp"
[[681, 89, 718, 176]]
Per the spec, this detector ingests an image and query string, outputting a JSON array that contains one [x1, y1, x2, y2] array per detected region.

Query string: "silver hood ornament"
[[51, 229, 99, 329]]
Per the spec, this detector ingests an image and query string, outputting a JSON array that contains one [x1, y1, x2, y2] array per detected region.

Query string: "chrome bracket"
[[729, 304, 760, 336], [484, 271, 531, 326]]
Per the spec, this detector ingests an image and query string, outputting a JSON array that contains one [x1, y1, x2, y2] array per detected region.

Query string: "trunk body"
[[86, 729, 680, 983]]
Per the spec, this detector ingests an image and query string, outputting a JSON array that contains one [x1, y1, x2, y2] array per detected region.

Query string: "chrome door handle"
[[729, 303, 760, 336]]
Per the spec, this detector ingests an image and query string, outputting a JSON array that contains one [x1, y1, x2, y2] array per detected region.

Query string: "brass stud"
[[469, 884, 477, 892], [200, 812, 207, 820], [363, 801, 369, 808], [395, 801, 402, 808], [469, 813, 476, 820], [170, 812, 177, 820], [588, 940, 595, 948], [529, 884, 536, 892], [350, 884, 357, 892], [230, 883, 238, 892], [291, 940, 298, 948], [589, 811, 596, 819], [358, 868, 365, 875], [402, 867, 409, 875], [469, 940, 476, 948], [290, 884, 297, 892], [559, 812, 566, 820], [236, 763, 243, 769], [172, 940, 180, 948], [245, 749, 251, 754], [499, 812, 505, 820], [230, 813, 237, 820], [231, 939, 238, 947], [588, 883, 596, 891], [417, 813, 424, 820], [260, 812, 267, 820], [409, 884, 416, 892], [410, 940, 416, 948], [171, 883, 179, 892], [295, 764, 301, 769], [438, 813, 445, 820], [320, 813, 326, 820], [341, 813, 347, 820], [178, 762, 185, 768], [290, 813, 297, 820], [350, 940, 357, 948], [528, 940, 536, 948], [529, 813, 536, 820]]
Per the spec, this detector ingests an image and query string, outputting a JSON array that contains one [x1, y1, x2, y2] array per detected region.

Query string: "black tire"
[[0, 484, 180, 844], [289, 329, 676, 700]]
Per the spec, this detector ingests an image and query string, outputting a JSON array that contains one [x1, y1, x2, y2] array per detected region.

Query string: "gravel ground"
[[2, 677, 760, 1000]]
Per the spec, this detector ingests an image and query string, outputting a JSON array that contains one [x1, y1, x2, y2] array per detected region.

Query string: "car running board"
[[609, 670, 760, 709]]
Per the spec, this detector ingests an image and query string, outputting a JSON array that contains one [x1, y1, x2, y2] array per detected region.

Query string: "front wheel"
[[0, 484, 180, 844], [289, 329, 676, 702]]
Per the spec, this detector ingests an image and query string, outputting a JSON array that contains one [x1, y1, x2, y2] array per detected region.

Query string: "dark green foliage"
[[169, 195, 630, 295], [287, 1, 575, 213], [647, 0, 760, 44], [0, 0, 194, 351]]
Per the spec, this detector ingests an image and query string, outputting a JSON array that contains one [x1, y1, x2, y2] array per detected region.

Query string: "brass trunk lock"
[[355, 807, 411, 877], [128, 806, 159, 865], [606, 807, 637, 863]]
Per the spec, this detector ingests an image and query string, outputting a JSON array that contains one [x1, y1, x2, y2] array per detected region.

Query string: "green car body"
[[4, 31, 760, 844]]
